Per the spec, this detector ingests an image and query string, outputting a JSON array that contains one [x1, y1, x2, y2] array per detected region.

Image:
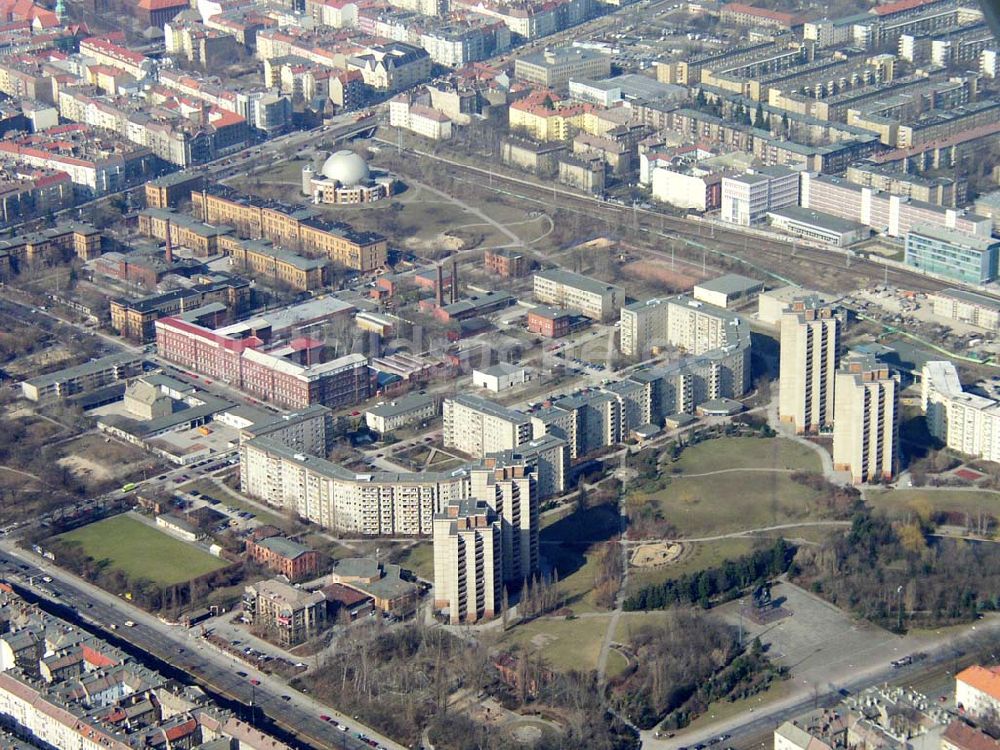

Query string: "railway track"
[[384, 140, 951, 295]]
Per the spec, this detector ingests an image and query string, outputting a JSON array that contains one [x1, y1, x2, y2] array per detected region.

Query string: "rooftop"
[[535, 268, 621, 296], [768, 205, 869, 233], [694, 272, 763, 296], [365, 393, 435, 419]]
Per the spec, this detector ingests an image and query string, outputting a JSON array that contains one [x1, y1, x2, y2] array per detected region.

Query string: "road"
[[0, 543, 407, 750]]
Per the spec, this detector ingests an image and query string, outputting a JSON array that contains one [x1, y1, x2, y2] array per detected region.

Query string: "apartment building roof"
[[23, 352, 142, 390], [534, 268, 620, 296], [252, 536, 313, 560], [366, 393, 434, 419], [957, 665, 1000, 701], [448, 393, 530, 424]]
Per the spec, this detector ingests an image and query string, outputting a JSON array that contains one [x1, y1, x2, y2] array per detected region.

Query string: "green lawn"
[[501, 615, 611, 674], [396, 542, 433, 580], [628, 472, 824, 537], [868, 488, 1000, 521], [56, 514, 227, 586], [542, 542, 603, 613], [670, 437, 822, 475]]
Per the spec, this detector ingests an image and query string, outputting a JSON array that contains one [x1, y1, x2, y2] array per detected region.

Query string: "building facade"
[[778, 300, 840, 433], [904, 225, 1000, 283], [533, 268, 623, 322], [433, 499, 502, 624], [832, 355, 899, 483], [443, 394, 532, 457]]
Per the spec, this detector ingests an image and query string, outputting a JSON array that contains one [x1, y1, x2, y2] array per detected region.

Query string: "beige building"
[[929, 288, 1000, 331], [470, 459, 538, 585], [365, 393, 437, 434], [921, 361, 1000, 463], [443, 394, 532, 457], [433, 499, 502, 624], [533, 268, 623, 322], [242, 579, 327, 647], [513, 47, 611, 89], [757, 285, 837, 327], [833, 355, 898, 483], [778, 300, 840, 434]]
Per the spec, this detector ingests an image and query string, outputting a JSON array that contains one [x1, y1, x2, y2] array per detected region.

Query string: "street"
[[0, 543, 408, 750]]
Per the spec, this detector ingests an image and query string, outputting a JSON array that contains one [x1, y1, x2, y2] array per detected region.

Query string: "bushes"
[[624, 539, 795, 611]]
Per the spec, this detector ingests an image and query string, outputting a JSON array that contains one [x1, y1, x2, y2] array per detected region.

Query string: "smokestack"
[[164, 219, 173, 264], [450, 256, 458, 304], [436, 264, 444, 307]]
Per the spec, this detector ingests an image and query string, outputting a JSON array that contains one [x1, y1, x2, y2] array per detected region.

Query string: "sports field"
[[56, 514, 227, 586]]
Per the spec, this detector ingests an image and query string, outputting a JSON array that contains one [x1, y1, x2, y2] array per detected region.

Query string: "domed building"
[[303, 150, 394, 205]]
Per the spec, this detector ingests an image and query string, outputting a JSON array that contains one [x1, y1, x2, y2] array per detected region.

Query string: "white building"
[[472, 363, 527, 392], [533, 268, 623, 322], [365, 393, 437, 433], [388, 97, 452, 140], [928, 288, 1000, 331], [651, 168, 719, 212], [721, 166, 799, 226], [921, 361, 1000, 463], [443, 394, 532, 457], [956, 665, 1000, 720]]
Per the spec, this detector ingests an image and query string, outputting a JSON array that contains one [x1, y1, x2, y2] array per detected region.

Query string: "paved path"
[[622, 521, 854, 546]]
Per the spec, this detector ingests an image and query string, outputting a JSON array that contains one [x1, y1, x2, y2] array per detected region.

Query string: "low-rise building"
[[928, 288, 1000, 330], [243, 579, 328, 646], [364, 393, 436, 433], [957, 665, 1000, 720], [472, 363, 527, 392], [388, 97, 452, 140], [692, 273, 763, 308], [330, 557, 419, 615], [526, 305, 585, 338], [246, 536, 321, 581], [514, 46, 611, 89], [767, 206, 871, 247], [484, 248, 529, 278], [533, 268, 623, 322], [21, 352, 144, 402]]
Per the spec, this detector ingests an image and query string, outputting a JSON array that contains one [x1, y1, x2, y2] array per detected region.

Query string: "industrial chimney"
[[450, 256, 458, 304], [435, 264, 444, 307]]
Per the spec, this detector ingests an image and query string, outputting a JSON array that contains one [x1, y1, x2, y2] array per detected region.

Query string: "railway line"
[[383, 139, 951, 296]]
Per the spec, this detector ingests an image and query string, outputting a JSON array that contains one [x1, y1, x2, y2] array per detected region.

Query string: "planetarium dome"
[[320, 150, 370, 185]]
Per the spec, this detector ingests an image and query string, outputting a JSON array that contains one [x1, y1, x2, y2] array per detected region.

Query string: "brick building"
[[484, 248, 528, 278], [154, 316, 371, 409], [246, 536, 320, 581], [190, 186, 387, 271], [526, 306, 581, 338]]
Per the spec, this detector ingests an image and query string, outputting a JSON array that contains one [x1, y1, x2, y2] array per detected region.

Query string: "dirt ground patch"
[[630, 542, 683, 568], [57, 455, 113, 483], [622, 260, 705, 292]]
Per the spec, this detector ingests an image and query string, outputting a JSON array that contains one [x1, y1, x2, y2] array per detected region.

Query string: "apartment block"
[[928, 288, 1000, 331], [225, 237, 330, 291], [443, 394, 532, 457], [243, 579, 327, 646], [904, 225, 1000, 284], [191, 185, 387, 271], [433, 499, 502, 624], [21, 352, 144, 402], [721, 166, 799, 226], [533, 268, 623, 322], [956, 665, 1000, 721], [922, 361, 1000, 463], [833, 354, 899, 483], [778, 299, 840, 433], [470, 457, 539, 584], [801, 173, 992, 238]]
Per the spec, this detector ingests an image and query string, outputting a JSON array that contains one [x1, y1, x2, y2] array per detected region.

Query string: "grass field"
[[539, 502, 621, 613], [396, 542, 433, 580], [868, 488, 1000, 520], [501, 616, 621, 675], [670, 437, 822, 475], [56, 514, 227, 586], [626, 437, 827, 537], [628, 472, 824, 537]]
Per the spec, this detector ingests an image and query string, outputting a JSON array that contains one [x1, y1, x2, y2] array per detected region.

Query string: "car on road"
[[124, 620, 135, 627], [236, 671, 248, 677], [320, 715, 332, 722], [280, 695, 291, 701], [335, 724, 347, 732]]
